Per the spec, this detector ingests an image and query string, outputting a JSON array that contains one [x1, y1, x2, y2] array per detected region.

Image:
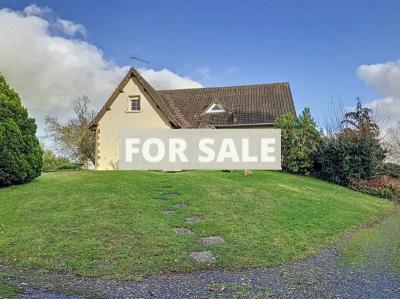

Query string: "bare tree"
[[45, 96, 96, 165], [384, 123, 400, 163], [321, 98, 346, 136]]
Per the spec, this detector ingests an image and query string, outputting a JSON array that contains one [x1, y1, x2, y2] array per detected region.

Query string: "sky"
[[0, 0, 399, 136]]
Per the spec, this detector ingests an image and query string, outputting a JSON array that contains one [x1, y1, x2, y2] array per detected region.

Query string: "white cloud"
[[56, 18, 87, 37], [23, 4, 51, 17], [357, 60, 400, 97], [139, 68, 202, 90], [0, 5, 201, 134], [357, 60, 400, 129], [366, 97, 400, 129]]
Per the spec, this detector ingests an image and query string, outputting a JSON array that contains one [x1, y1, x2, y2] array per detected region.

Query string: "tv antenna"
[[131, 56, 150, 64]]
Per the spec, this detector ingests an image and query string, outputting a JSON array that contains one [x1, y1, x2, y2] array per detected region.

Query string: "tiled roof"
[[158, 83, 296, 128], [90, 68, 296, 129]]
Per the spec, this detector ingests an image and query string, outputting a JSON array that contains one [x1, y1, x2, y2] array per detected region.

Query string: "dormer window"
[[129, 95, 141, 112], [206, 103, 225, 113]]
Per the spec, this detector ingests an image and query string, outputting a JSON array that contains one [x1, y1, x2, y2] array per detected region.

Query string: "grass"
[[0, 282, 21, 298], [341, 209, 400, 274], [0, 171, 392, 279]]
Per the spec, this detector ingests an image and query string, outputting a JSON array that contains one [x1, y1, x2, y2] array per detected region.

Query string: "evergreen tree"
[[0, 74, 42, 186], [275, 108, 322, 175]]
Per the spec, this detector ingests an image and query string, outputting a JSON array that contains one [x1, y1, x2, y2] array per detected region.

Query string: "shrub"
[[351, 177, 400, 201], [42, 149, 81, 172], [378, 162, 400, 179], [315, 99, 386, 185], [56, 163, 81, 171], [316, 133, 386, 185], [275, 108, 322, 175], [0, 74, 42, 186]]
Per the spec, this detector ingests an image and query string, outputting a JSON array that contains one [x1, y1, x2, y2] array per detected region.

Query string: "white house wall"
[[96, 78, 171, 170]]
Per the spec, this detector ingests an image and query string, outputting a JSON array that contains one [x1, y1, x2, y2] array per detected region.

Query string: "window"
[[206, 103, 225, 113], [129, 95, 141, 111]]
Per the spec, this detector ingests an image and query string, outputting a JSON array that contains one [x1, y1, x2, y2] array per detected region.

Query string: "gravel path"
[[0, 231, 398, 299]]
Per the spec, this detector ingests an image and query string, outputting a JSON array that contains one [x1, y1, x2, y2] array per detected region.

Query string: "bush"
[[315, 99, 386, 185], [351, 177, 400, 201], [56, 163, 81, 171], [275, 108, 322, 175], [0, 74, 42, 186], [316, 133, 386, 185], [42, 149, 81, 172], [378, 162, 400, 179]]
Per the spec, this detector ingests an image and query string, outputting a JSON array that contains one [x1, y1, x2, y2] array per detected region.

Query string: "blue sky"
[[0, 0, 399, 129]]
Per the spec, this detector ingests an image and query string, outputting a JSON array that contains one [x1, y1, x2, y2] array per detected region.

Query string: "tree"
[[384, 123, 400, 164], [341, 98, 380, 137], [0, 74, 42, 186], [275, 108, 322, 175], [316, 99, 386, 185], [45, 96, 95, 165]]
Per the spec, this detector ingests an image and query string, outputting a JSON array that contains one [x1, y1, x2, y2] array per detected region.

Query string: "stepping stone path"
[[185, 216, 203, 224], [155, 197, 167, 201], [167, 193, 179, 198], [163, 210, 176, 216], [155, 184, 224, 264], [189, 251, 216, 263], [175, 227, 193, 235], [200, 236, 225, 246], [172, 203, 187, 209]]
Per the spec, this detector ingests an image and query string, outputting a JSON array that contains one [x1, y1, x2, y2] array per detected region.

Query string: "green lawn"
[[0, 282, 21, 298], [341, 209, 400, 274], [0, 171, 392, 279]]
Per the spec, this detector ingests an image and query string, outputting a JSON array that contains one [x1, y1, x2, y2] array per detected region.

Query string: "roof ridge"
[[157, 82, 290, 92]]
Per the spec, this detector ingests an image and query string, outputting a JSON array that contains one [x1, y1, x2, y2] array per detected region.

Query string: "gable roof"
[[89, 68, 180, 129], [90, 68, 296, 130], [158, 82, 296, 128]]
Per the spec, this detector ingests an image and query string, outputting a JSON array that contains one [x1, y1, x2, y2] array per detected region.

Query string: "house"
[[89, 68, 296, 170]]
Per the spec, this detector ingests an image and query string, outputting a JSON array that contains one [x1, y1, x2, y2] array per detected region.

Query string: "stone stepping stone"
[[163, 210, 176, 216], [175, 227, 193, 235], [167, 193, 179, 198], [200, 236, 225, 246], [189, 251, 216, 263], [155, 197, 167, 201], [185, 216, 203, 224], [172, 203, 187, 209]]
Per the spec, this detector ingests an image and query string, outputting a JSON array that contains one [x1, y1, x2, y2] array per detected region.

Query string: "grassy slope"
[[0, 171, 392, 279]]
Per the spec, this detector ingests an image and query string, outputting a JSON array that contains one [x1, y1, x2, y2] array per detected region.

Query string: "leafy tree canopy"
[[275, 108, 322, 175], [0, 73, 42, 186]]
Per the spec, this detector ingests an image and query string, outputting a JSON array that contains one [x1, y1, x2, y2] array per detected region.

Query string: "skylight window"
[[206, 103, 225, 113]]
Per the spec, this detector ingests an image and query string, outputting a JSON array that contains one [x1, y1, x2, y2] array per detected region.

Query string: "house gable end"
[[90, 68, 180, 130]]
